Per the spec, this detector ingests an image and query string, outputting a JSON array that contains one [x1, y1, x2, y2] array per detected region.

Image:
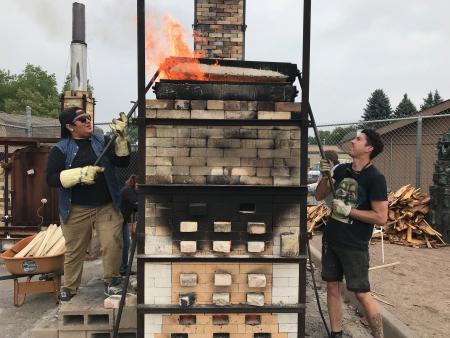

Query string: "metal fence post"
[[25, 106, 32, 137], [416, 116, 423, 189]]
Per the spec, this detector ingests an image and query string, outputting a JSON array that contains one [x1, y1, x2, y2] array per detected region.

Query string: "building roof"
[[0, 111, 60, 138], [376, 99, 450, 136]]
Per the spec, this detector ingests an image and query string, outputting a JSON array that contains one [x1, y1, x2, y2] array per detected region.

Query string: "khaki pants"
[[60, 203, 123, 293]]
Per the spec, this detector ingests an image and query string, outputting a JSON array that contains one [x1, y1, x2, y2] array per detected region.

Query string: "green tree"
[[308, 127, 355, 145], [433, 89, 443, 105], [420, 91, 434, 110], [0, 69, 17, 111], [362, 89, 392, 122], [394, 93, 417, 118], [61, 74, 94, 94], [308, 130, 331, 145], [1, 64, 60, 117]]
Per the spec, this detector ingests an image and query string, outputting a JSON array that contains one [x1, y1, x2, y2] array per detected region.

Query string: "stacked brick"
[[194, 0, 245, 59], [145, 99, 301, 187]]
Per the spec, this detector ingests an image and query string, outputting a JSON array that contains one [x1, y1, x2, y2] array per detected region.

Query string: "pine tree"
[[393, 93, 417, 118], [433, 89, 443, 105], [362, 89, 392, 128], [420, 91, 434, 110]]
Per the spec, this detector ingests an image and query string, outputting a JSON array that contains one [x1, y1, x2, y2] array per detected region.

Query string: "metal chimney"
[[70, 2, 87, 91]]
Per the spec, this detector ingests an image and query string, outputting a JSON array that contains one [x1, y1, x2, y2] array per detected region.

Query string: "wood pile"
[[381, 185, 446, 248], [14, 224, 65, 257], [307, 202, 331, 233]]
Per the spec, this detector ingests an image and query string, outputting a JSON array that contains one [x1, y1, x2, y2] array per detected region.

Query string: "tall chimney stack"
[[71, 2, 87, 91], [194, 0, 246, 60]]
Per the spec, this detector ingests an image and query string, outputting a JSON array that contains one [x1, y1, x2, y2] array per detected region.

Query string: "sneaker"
[[104, 278, 123, 297], [59, 291, 74, 302], [120, 270, 136, 277]]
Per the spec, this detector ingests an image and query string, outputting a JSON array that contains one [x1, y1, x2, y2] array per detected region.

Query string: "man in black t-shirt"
[[315, 129, 388, 338]]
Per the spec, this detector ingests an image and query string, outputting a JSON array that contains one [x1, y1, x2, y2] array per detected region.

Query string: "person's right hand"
[[60, 166, 105, 188], [319, 159, 332, 176]]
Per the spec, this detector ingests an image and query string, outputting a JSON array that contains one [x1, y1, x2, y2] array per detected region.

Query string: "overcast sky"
[[1, 0, 449, 124]]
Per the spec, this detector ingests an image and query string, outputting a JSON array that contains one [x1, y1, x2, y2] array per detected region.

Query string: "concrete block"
[[247, 274, 266, 288], [190, 100, 207, 109], [258, 111, 291, 120], [247, 241, 265, 253], [281, 233, 299, 256], [213, 292, 230, 306], [214, 221, 232, 232], [275, 101, 301, 112], [156, 109, 190, 119], [214, 273, 232, 286], [213, 241, 231, 253], [59, 332, 86, 338], [180, 221, 198, 232], [178, 315, 196, 326], [247, 222, 266, 234], [104, 293, 137, 308], [247, 292, 265, 306], [191, 109, 224, 119], [114, 306, 137, 329], [180, 241, 197, 253], [179, 292, 196, 307], [31, 326, 59, 338], [147, 99, 174, 109], [179, 273, 198, 287]]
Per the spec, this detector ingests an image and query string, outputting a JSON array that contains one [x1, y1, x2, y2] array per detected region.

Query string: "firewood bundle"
[[14, 224, 65, 257], [382, 185, 446, 248], [307, 202, 331, 233]]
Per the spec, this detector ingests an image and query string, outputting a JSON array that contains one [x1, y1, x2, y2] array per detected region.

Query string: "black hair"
[[361, 129, 384, 159], [324, 150, 339, 165]]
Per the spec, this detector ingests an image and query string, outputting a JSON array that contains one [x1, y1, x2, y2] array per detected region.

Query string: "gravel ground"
[[0, 258, 370, 338]]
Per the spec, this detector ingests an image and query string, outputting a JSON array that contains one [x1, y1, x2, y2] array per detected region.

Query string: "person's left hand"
[[331, 199, 352, 217], [110, 112, 129, 156]]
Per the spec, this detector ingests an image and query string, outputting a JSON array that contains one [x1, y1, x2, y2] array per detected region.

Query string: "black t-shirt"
[[46, 136, 129, 207], [324, 163, 387, 250]]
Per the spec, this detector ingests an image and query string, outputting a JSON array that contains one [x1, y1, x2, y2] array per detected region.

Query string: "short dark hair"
[[324, 150, 339, 165], [59, 106, 83, 138], [361, 129, 384, 159]]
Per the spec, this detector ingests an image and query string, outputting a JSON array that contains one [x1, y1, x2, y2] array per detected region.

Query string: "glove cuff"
[[115, 137, 130, 156]]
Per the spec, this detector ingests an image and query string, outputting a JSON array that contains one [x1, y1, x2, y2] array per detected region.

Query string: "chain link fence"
[[309, 114, 450, 194]]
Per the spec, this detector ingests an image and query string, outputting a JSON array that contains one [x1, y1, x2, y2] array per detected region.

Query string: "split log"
[[14, 231, 46, 258], [46, 236, 65, 256]]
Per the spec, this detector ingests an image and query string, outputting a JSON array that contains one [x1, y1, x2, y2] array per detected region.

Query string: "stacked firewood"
[[14, 224, 65, 257], [382, 185, 446, 248], [307, 202, 331, 233]]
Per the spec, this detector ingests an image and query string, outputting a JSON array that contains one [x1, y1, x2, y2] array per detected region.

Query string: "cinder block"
[[258, 111, 291, 120], [31, 327, 59, 338], [214, 273, 232, 286], [180, 221, 198, 232], [190, 100, 207, 109], [180, 241, 197, 253], [247, 241, 265, 253], [281, 233, 299, 256], [248, 274, 267, 288], [59, 331, 86, 338], [247, 222, 266, 234], [174, 100, 190, 110], [156, 109, 190, 119], [213, 292, 230, 306], [178, 315, 196, 325], [213, 241, 231, 253], [212, 315, 229, 325], [214, 221, 232, 232], [114, 306, 137, 329], [245, 314, 261, 326], [247, 292, 265, 306], [191, 109, 224, 119], [179, 273, 198, 287], [104, 294, 137, 308]]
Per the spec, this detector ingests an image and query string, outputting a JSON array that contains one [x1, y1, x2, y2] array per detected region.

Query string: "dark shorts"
[[321, 237, 370, 292]]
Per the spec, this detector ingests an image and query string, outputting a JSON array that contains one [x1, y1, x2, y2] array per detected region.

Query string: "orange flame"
[[145, 14, 205, 80]]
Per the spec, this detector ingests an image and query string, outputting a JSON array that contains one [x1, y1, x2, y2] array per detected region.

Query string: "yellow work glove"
[[331, 199, 352, 217], [319, 159, 332, 176], [110, 112, 129, 157], [60, 166, 105, 188]]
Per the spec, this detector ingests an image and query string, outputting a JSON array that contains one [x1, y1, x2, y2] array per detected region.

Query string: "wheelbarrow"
[[0, 234, 65, 306]]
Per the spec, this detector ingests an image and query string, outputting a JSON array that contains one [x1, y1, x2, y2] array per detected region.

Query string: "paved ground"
[[0, 257, 371, 338], [311, 233, 450, 338]]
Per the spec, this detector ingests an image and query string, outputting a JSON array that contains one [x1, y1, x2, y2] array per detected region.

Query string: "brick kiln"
[[135, 1, 311, 338]]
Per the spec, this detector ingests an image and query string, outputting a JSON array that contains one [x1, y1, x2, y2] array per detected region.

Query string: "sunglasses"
[[72, 114, 92, 124]]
